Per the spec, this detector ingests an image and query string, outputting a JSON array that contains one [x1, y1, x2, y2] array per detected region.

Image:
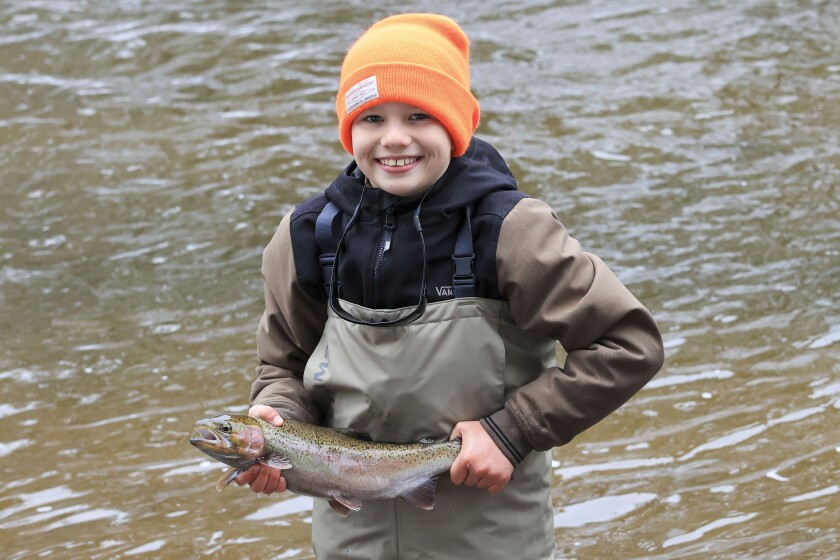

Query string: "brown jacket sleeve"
[[250, 209, 327, 424], [480, 198, 664, 464]]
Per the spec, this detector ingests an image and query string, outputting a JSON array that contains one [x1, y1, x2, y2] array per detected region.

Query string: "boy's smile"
[[351, 102, 452, 198]]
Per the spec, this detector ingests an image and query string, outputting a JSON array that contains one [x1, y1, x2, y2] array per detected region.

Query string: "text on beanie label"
[[345, 76, 380, 114]]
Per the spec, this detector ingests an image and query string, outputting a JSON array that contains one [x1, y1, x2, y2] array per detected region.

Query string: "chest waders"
[[303, 203, 558, 560]]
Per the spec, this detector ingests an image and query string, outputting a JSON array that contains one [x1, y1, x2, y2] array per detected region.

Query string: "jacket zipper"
[[373, 206, 396, 304]]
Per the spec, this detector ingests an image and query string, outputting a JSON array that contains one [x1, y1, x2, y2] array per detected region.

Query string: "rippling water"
[[1, 1, 838, 558]]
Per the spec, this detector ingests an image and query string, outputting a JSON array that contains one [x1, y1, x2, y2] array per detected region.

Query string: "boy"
[[237, 13, 664, 560]]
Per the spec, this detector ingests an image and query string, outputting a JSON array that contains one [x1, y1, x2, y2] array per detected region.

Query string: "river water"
[[1, 0, 838, 558]]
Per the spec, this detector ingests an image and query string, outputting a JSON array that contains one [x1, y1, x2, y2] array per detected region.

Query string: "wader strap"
[[452, 205, 475, 298], [315, 202, 341, 296]]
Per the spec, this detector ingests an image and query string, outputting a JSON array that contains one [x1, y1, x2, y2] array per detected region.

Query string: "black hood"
[[324, 137, 518, 222], [289, 136, 528, 309]]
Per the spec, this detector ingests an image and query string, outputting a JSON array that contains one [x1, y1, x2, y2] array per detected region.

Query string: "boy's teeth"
[[380, 157, 417, 167]]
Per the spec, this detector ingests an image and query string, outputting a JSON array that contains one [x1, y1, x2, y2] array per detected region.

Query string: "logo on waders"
[[314, 345, 328, 384]]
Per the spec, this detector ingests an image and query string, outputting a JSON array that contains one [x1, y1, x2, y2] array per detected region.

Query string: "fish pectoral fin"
[[334, 428, 373, 442], [216, 467, 241, 492], [400, 477, 438, 510], [261, 453, 293, 470]]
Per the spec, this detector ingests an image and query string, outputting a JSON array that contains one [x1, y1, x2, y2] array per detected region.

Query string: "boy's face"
[[351, 102, 452, 198]]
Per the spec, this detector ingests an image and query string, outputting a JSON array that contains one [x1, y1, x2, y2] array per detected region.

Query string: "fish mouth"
[[189, 426, 230, 453], [189, 425, 236, 464], [188, 416, 265, 464], [189, 426, 219, 446]]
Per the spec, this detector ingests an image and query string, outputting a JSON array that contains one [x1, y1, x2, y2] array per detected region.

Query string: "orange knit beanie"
[[336, 13, 480, 158]]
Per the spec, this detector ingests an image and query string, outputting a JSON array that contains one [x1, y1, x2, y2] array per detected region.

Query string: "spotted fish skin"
[[189, 414, 461, 515]]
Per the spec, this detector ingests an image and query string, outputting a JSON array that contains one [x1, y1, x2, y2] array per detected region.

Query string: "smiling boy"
[[352, 102, 453, 199], [239, 13, 664, 559]]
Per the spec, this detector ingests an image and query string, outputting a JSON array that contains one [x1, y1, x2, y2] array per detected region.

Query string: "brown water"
[[1, 0, 838, 558]]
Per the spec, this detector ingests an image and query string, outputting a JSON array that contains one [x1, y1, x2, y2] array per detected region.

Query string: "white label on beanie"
[[345, 76, 379, 114]]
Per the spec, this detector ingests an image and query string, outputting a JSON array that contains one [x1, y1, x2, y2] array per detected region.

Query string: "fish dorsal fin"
[[418, 436, 459, 445], [334, 428, 373, 441], [400, 477, 438, 510], [260, 453, 293, 470], [216, 467, 241, 492], [328, 494, 363, 516]]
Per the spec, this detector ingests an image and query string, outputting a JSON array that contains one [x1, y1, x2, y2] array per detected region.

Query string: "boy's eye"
[[362, 115, 383, 123], [409, 113, 431, 121]]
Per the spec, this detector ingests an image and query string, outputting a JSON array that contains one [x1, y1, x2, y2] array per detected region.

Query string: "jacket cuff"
[[480, 407, 534, 466]]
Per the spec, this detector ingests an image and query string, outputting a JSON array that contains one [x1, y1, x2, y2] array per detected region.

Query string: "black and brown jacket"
[[251, 137, 664, 465]]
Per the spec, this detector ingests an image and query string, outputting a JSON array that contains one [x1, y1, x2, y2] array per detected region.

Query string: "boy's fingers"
[[487, 482, 506, 495], [235, 465, 259, 486], [476, 478, 492, 490], [463, 468, 482, 487], [250, 466, 272, 494], [263, 468, 282, 495], [248, 405, 284, 426], [234, 463, 289, 495], [449, 458, 467, 485]]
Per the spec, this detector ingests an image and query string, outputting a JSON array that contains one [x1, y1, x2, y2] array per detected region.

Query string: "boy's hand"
[[234, 405, 287, 495], [449, 420, 514, 495]]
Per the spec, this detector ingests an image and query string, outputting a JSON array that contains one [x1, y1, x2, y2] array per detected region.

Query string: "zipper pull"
[[383, 207, 396, 252]]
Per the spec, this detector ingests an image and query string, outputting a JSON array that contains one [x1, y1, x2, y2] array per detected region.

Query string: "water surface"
[[1, 0, 838, 558]]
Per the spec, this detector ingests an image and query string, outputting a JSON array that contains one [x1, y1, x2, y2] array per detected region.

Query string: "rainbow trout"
[[189, 414, 461, 516]]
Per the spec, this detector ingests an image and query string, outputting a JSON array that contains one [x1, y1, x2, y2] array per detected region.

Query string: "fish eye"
[[221, 422, 232, 433]]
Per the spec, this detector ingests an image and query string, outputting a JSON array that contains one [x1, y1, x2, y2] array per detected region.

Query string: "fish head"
[[189, 414, 266, 467]]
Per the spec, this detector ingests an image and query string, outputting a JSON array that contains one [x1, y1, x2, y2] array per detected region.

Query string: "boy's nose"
[[380, 123, 411, 147]]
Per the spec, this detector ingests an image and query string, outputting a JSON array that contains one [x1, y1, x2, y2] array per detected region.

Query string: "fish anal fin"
[[334, 428, 373, 442], [216, 467, 241, 492], [400, 477, 438, 510], [260, 453, 293, 470]]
